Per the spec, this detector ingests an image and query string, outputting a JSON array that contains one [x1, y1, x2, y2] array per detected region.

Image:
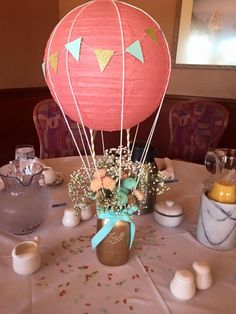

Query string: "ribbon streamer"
[[91, 206, 138, 250]]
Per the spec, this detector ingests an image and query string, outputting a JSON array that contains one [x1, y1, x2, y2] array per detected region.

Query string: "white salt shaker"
[[170, 269, 196, 300], [79, 203, 94, 221], [192, 260, 213, 290], [62, 208, 80, 227]]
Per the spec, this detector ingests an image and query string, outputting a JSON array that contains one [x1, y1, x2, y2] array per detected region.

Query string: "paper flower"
[[128, 195, 137, 205], [133, 189, 144, 201], [90, 178, 103, 192], [93, 168, 106, 179], [102, 176, 116, 191], [122, 177, 137, 191], [118, 190, 128, 206]]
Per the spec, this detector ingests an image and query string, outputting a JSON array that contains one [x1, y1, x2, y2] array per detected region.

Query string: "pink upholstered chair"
[[33, 98, 94, 158], [167, 100, 229, 164]]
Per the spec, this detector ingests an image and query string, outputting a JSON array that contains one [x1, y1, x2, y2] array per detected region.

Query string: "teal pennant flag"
[[65, 37, 82, 61], [126, 40, 144, 63]]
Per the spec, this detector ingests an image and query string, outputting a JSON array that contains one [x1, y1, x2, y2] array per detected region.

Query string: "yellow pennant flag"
[[49, 52, 59, 74], [94, 49, 114, 72], [145, 28, 158, 45]]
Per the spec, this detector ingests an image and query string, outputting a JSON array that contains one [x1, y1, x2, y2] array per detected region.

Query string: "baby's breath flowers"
[[68, 146, 167, 215]]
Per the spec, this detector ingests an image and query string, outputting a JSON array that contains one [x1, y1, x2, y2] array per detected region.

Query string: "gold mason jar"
[[96, 218, 130, 266]]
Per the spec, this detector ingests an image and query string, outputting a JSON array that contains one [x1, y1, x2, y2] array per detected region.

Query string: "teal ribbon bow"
[[91, 205, 138, 250]]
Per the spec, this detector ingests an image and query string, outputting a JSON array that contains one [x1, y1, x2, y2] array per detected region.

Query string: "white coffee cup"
[[170, 269, 196, 300], [12, 236, 41, 276], [42, 167, 57, 185]]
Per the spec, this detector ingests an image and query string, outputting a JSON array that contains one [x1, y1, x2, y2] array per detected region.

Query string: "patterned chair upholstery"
[[33, 98, 94, 158], [168, 100, 229, 164]]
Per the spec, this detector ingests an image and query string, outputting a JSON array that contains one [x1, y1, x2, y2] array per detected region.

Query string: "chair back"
[[33, 98, 93, 158], [168, 100, 229, 164]]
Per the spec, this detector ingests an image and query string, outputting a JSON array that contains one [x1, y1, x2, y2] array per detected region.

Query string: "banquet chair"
[[167, 99, 229, 164], [33, 98, 95, 158]]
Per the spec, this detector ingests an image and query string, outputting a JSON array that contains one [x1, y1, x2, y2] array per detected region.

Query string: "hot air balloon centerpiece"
[[42, 0, 171, 266]]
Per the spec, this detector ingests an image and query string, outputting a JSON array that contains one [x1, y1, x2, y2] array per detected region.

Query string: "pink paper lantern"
[[44, 0, 170, 132]]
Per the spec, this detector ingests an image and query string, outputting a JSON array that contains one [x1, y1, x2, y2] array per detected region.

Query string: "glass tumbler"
[[15, 144, 35, 160]]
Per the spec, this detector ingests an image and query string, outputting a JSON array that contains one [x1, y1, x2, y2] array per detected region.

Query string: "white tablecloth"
[[0, 157, 236, 314]]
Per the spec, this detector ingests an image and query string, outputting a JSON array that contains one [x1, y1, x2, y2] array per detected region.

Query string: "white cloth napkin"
[[34, 157, 48, 168], [0, 178, 4, 191], [157, 158, 175, 181]]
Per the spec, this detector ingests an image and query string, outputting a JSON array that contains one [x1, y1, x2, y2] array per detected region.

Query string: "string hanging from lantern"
[[63, 2, 109, 184], [101, 131, 105, 155], [62, 2, 108, 199], [122, 0, 171, 172], [61, 1, 108, 198], [46, 48, 92, 178], [76, 122, 91, 167], [112, 0, 126, 190], [131, 124, 140, 157], [65, 2, 95, 158], [118, 1, 171, 185], [89, 128, 96, 161], [46, 1, 96, 180], [136, 84, 170, 187], [45, 0, 128, 188], [126, 129, 130, 151]]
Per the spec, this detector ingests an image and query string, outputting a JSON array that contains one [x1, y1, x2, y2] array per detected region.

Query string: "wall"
[[0, 0, 58, 89], [59, 0, 236, 99], [0, 1, 234, 165], [1, 0, 235, 96]]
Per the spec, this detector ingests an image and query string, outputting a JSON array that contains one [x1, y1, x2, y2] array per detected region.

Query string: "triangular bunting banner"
[[41, 61, 46, 79], [49, 52, 59, 74], [126, 40, 144, 63], [94, 49, 114, 72], [145, 28, 158, 45], [65, 37, 82, 61]]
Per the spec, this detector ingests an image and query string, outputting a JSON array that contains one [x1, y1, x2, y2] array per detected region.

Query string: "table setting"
[[0, 149, 236, 314], [1, 0, 236, 312]]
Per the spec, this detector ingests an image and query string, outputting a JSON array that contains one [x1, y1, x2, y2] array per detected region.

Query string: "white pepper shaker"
[[79, 203, 94, 221], [62, 208, 80, 227], [170, 269, 196, 300], [192, 260, 213, 290]]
